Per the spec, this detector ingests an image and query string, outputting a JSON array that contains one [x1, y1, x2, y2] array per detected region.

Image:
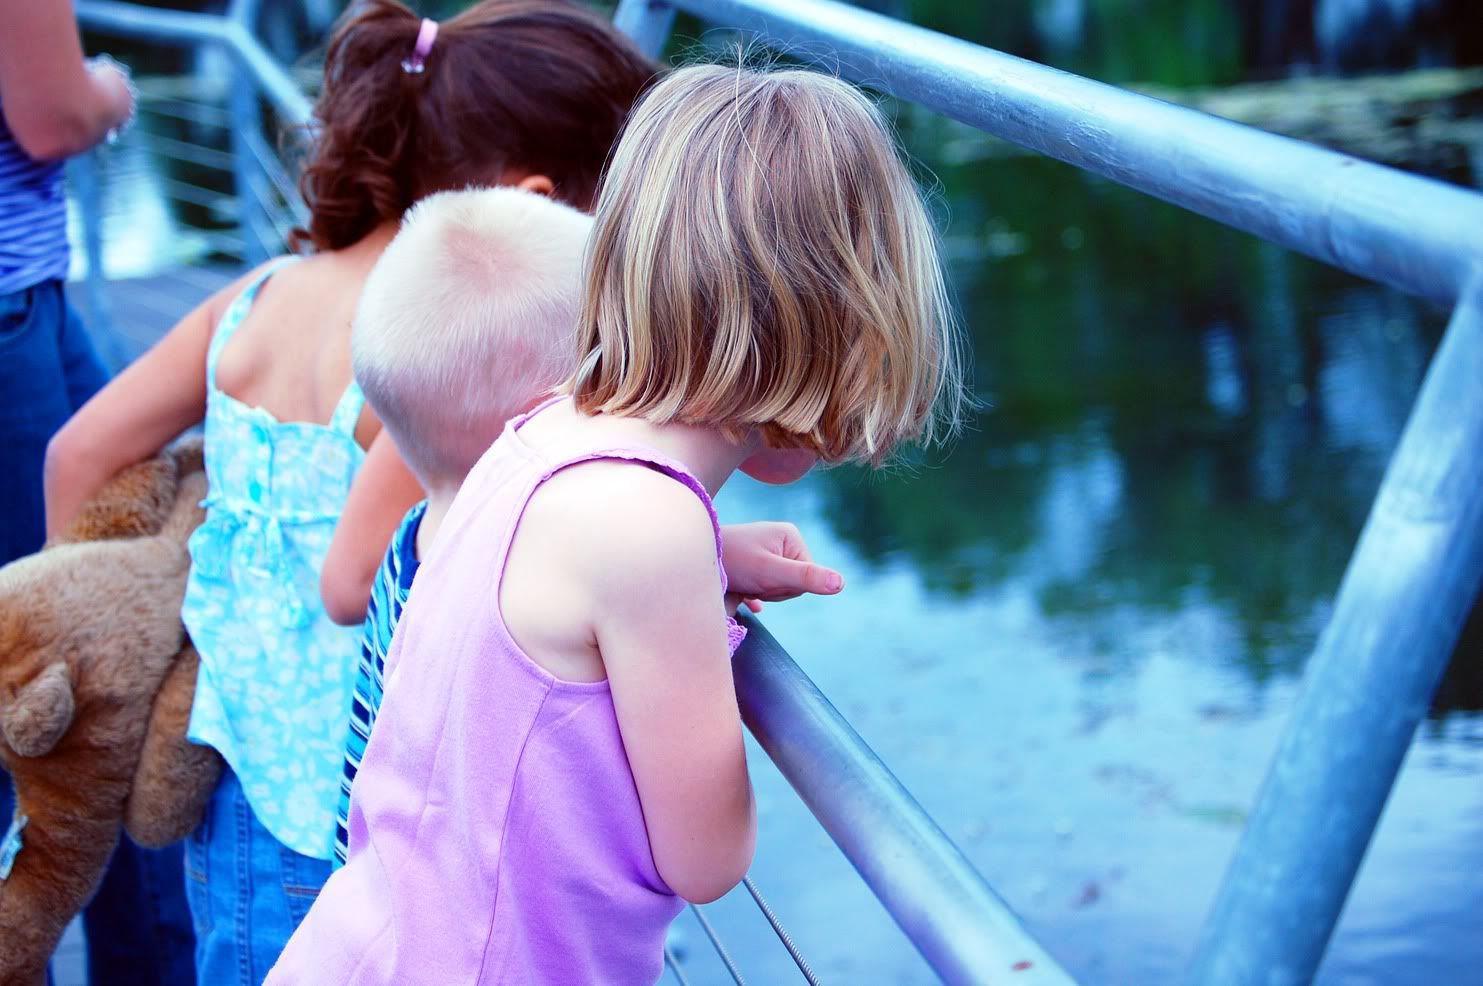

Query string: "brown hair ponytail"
[[291, 0, 659, 253]]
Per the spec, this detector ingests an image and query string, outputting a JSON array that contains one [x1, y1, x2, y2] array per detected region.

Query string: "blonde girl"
[[268, 62, 965, 985]]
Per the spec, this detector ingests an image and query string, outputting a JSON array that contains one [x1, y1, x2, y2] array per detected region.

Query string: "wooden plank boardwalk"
[[50, 264, 241, 986], [68, 264, 245, 368]]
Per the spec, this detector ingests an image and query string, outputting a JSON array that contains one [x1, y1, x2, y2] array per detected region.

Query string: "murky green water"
[[704, 140, 1483, 985], [681, 6, 1483, 981], [75, 3, 1483, 982]]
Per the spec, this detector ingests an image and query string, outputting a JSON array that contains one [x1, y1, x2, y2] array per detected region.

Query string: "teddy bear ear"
[[1, 662, 75, 757]]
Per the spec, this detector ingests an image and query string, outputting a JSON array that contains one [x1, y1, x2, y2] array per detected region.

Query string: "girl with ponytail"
[[43, 3, 658, 979]]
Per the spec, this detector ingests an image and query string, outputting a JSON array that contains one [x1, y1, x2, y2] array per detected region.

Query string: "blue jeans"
[[1, 279, 195, 983], [82, 839, 197, 984], [0, 279, 108, 563], [185, 770, 332, 985]]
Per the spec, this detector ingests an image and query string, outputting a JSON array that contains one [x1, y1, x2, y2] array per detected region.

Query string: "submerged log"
[[931, 67, 1483, 183], [1150, 67, 1483, 178]]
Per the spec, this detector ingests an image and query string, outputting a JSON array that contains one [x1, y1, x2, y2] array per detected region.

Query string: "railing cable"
[[663, 946, 695, 986], [743, 877, 822, 985], [138, 97, 231, 129], [240, 128, 310, 227], [688, 904, 748, 985], [155, 175, 239, 212], [137, 130, 235, 171]]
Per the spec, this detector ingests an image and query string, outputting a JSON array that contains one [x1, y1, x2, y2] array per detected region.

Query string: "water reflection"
[[807, 146, 1480, 713], [66, 137, 190, 280], [871, 0, 1483, 82], [701, 127, 1483, 983]]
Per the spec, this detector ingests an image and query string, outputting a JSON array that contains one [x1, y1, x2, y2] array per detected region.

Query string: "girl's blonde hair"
[[569, 63, 966, 464]]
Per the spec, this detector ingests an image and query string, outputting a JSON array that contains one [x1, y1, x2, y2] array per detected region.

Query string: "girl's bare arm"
[[43, 267, 264, 537], [321, 431, 426, 625], [581, 471, 757, 904]]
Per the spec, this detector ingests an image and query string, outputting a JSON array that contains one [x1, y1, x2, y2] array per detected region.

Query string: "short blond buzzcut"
[[354, 186, 593, 480], [569, 63, 966, 464]]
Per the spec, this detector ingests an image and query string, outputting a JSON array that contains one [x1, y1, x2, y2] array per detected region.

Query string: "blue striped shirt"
[[333, 500, 426, 868], [0, 98, 70, 295]]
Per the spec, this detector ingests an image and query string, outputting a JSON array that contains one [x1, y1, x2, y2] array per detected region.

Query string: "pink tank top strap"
[[496, 397, 745, 652], [503, 396, 728, 589], [542, 446, 729, 594]]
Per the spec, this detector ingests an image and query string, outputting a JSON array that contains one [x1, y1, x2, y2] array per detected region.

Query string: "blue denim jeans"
[[0, 279, 108, 563], [82, 839, 197, 984], [1, 279, 195, 983], [185, 769, 332, 985]]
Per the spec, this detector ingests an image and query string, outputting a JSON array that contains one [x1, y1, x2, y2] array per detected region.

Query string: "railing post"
[[614, 0, 677, 58], [227, 0, 272, 262], [1187, 275, 1483, 985], [68, 149, 127, 371]]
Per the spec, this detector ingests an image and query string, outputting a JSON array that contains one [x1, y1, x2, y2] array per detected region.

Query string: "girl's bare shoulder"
[[523, 461, 717, 591]]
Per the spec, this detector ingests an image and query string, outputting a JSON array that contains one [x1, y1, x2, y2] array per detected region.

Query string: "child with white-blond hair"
[[270, 62, 961, 985], [324, 185, 840, 871], [324, 185, 594, 867]]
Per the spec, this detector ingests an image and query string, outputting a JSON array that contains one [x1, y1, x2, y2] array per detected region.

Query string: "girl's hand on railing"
[[0, 2, 138, 160], [85, 54, 136, 144], [720, 522, 844, 614]]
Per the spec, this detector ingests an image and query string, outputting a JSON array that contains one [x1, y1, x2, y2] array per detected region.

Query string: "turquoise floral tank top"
[[182, 259, 367, 859]]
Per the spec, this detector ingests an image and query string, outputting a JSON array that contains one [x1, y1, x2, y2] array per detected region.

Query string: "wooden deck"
[[54, 921, 85, 986], [68, 264, 246, 367]]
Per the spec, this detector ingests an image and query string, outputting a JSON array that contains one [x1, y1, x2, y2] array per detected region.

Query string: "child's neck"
[[579, 412, 755, 497], [342, 221, 400, 264], [414, 476, 463, 562], [651, 427, 752, 497]]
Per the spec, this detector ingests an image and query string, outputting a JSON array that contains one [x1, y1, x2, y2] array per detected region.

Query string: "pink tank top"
[[267, 398, 742, 985]]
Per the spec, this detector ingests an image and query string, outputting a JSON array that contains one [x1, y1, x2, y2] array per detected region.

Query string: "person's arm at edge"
[[0, 0, 133, 160], [583, 473, 757, 903]]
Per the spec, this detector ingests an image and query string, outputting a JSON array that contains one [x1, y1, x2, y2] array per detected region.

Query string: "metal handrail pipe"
[[223, 21, 312, 126], [1186, 281, 1483, 983], [665, 0, 1483, 306], [733, 613, 1075, 986], [73, 1, 229, 47], [75, 1, 312, 125]]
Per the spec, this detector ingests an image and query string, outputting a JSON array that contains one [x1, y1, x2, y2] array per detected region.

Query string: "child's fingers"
[[761, 555, 844, 599], [776, 523, 813, 563]]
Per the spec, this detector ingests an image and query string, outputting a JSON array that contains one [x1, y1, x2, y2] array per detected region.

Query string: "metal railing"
[[74, 0, 309, 358], [615, 0, 1483, 984], [73, 0, 1483, 982], [735, 616, 1070, 984]]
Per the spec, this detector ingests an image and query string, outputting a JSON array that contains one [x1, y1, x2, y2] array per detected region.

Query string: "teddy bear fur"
[[0, 441, 223, 986]]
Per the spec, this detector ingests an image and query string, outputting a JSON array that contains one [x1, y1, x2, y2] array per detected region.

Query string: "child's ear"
[[1, 663, 75, 757], [515, 174, 555, 197]]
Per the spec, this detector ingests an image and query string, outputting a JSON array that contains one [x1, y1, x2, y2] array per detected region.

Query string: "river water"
[[72, 4, 1483, 983], [703, 144, 1483, 984], [676, 6, 1483, 982]]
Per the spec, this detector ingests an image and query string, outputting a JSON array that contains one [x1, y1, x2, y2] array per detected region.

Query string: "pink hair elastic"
[[401, 18, 438, 74]]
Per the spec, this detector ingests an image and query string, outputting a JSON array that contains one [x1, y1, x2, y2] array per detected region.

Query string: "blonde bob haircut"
[[568, 63, 966, 464]]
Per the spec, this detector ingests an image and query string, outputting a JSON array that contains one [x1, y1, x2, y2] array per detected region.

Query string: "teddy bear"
[[0, 440, 224, 986]]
